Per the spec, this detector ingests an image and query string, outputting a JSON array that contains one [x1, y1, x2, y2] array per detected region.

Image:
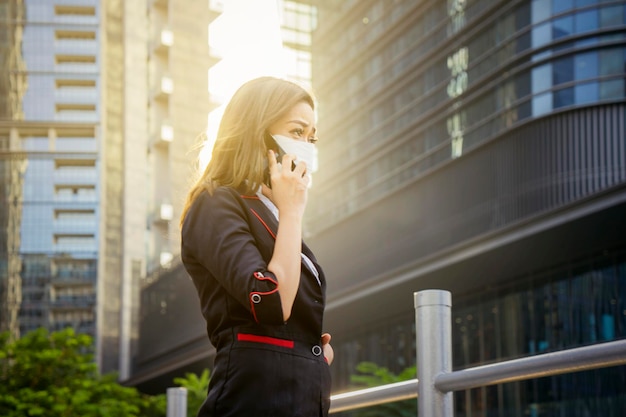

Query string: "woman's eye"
[[291, 128, 304, 138]]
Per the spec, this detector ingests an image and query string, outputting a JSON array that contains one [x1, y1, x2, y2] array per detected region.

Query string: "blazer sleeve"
[[181, 188, 284, 325]]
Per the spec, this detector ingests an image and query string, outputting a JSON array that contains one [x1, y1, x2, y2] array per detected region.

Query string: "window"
[[55, 30, 96, 40], [54, 184, 96, 202], [54, 234, 96, 251], [55, 103, 96, 112], [553, 15, 573, 39], [54, 5, 96, 16], [56, 79, 96, 88], [54, 208, 95, 221], [575, 8, 599, 32], [55, 54, 96, 64], [53, 258, 97, 281], [55, 158, 95, 168]]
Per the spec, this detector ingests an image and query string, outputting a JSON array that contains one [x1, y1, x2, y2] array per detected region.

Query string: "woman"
[[180, 76, 333, 417]]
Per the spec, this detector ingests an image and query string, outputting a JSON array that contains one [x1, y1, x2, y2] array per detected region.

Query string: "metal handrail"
[[328, 338, 626, 414], [436, 338, 626, 392], [329, 379, 418, 413], [167, 289, 626, 416]]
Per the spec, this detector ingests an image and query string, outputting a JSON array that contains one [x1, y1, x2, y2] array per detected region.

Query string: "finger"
[[323, 344, 334, 365], [292, 160, 307, 176], [280, 153, 297, 170], [321, 333, 331, 344]]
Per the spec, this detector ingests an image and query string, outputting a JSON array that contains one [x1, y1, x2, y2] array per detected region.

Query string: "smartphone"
[[263, 133, 295, 188]]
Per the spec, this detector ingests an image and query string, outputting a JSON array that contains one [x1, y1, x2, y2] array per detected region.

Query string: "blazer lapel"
[[241, 194, 279, 240]]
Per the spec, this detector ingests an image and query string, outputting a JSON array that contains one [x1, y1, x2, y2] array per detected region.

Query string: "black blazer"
[[181, 186, 331, 417]]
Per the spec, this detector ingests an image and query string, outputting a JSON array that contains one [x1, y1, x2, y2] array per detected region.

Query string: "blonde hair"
[[180, 76, 315, 226]]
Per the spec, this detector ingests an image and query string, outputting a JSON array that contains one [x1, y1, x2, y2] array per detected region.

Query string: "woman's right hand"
[[263, 150, 309, 217]]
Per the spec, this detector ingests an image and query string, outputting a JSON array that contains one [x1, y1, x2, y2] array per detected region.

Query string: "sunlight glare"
[[200, 0, 288, 170]]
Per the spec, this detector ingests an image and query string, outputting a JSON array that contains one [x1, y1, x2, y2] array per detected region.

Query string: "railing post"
[[415, 290, 453, 417], [167, 387, 188, 417]]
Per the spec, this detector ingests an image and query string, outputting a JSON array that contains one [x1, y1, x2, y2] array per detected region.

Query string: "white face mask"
[[272, 134, 318, 175]]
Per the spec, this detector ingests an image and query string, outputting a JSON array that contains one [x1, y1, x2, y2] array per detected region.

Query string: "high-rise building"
[[305, 0, 626, 414], [0, 0, 210, 380]]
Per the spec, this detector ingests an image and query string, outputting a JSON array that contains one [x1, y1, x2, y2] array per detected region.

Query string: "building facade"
[[305, 0, 626, 415], [0, 0, 210, 380]]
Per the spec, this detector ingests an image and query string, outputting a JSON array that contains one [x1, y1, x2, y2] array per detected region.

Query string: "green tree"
[[173, 369, 210, 417], [347, 361, 417, 417], [0, 327, 166, 417]]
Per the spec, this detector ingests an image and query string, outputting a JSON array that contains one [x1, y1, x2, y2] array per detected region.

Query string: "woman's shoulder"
[[193, 186, 236, 206], [191, 185, 255, 214], [183, 186, 241, 231]]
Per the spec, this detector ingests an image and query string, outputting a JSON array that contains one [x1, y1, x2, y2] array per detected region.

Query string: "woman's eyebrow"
[[288, 120, 316, 135]]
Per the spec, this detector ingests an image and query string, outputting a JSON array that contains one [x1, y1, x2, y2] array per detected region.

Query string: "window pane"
[[533, 91, 553, 115], [532, 63, 553, 93], [554, 55, 574, 84], [532, 0, 552, 23], [553, 15, 574, 38], [600, 5, 624, 28], [553, 0, 574, 13], [532, 22, 552, 47], [575, 81, 599, 103], [575, 9, 599, 33], [575, 51, 599, 80], [554, 86, 575, 107], [600, 79, 624, 100], [599, 48, 624, 76]]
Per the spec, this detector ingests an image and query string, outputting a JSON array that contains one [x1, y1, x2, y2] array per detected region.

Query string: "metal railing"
[[167, 289, 626, 416], [329, 290, 626, 415]]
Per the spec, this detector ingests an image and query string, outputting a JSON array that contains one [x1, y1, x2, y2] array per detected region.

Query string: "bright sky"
[[200, 0, 288, 168]]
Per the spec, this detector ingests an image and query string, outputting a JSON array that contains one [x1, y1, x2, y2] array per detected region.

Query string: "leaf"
[[348, 361, 418, 417]]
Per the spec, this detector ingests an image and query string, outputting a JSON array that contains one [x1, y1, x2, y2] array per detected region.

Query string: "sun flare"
[[200, 0, 288, 170]]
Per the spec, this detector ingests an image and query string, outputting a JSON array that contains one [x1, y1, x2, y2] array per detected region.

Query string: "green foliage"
[[173, 369, 210, 417], [0, 327, 166, 417], [346, 361, 417, 417]]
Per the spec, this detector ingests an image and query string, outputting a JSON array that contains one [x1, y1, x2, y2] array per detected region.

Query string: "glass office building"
[[306, 0, 626, 415], [308, 0, 625, 232]]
